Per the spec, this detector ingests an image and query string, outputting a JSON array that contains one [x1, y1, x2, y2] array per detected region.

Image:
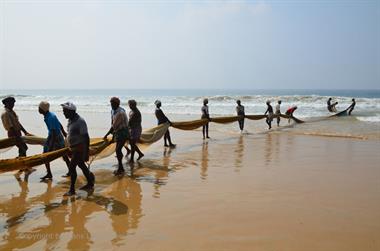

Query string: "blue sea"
[[1, 89, 379, 123]]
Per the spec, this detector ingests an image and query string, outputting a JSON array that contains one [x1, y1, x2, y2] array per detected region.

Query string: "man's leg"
[[16, 140, 28, 157], [166, 130, 175, 147], [78, 161, 95, 190], [115, 138, 126, 174], [65, 154, 79, 196], [62, 155, 71, 177], [164, 131, 169, 147], [41, 162, 53, 180]]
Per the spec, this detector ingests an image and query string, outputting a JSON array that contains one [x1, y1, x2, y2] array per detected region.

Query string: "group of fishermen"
[[1, 97, 147, 196], [1, 95, 356, 196]]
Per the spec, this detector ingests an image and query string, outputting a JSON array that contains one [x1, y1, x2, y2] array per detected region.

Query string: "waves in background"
[[1, 89, 379, 122]]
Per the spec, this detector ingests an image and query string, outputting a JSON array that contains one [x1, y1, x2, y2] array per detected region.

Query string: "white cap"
[[61, 102, 77, 111], [39, 101, 50, 112]]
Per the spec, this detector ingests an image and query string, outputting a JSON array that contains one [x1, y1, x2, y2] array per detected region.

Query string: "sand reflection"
[[200, 142, 209, 180], [0, 171, 143, 250], [234, 136, 244, 172]]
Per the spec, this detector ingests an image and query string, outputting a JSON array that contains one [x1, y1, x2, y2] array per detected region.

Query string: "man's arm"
[[60, 123, 67, 138], [19, 124, 32, 136], [104, 127, 114, 139]]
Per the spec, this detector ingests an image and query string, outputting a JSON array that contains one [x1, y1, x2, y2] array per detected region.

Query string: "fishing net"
[[0, 115, 306, 173]]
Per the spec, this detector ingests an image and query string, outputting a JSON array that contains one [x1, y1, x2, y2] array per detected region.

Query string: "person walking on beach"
[[201, 98, 210, 139], [1, 97, 32, 157], [61, 102, 94, 196], [275, 100, 282, 127], [104, 97, 130, 175], [236, 100, 245, 132], [128, 100, 144, 163], [285, 106, 298, 123], [264, 100, 274, 129], [327, 98, 338, 112], [347, 98, 356, 115], [1, 96, 35, 179], [154, 100, 176, 147], [38, 101, 71, 180]]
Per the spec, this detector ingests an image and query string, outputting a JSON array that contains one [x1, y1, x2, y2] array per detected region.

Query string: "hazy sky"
[[0, 0, 379, 89]]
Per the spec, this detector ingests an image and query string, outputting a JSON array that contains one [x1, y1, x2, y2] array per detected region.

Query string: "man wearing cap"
[[236, 100, 245, 132], [61, 102, 94, 196], [154, 100, 175, 147], [104, 97, 130, 175], [38, 101, 71, 180], [1, 96, 31, 157], [264, 100, 274, 129]]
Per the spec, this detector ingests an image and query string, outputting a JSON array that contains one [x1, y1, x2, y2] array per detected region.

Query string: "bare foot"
[[137, 153, 144, 161]]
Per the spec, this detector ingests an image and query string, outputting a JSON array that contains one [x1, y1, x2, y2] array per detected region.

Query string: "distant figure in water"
[[275, 100, 282, 126], [285, 106, 298, 123], [38, 101, 71, 180], [348, 98, 356, 115], [327, 97, 338, 112], [201, 98, 210, 139], [236, 100, 245, 132], [104, 97, 130, 175], [61, 102, 95, 196], [155, 100, 176, 147], [128, 99, 144, 163], [264, 100, 274, 129]]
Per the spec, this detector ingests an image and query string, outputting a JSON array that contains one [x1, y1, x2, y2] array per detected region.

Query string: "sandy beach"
[[0, 110, 379, 251]]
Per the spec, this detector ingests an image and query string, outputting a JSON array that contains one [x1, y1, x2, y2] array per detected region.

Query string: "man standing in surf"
[[327, 97, 338, 112], [236, 100, 245, 133], [201, 98, 210, 139], [275, 100, 282, 127], [348, 98, 356, 115], [264, 100, 274, 129]]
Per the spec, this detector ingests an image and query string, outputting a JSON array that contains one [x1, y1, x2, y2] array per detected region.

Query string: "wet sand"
[[0, 111, 379, 250]]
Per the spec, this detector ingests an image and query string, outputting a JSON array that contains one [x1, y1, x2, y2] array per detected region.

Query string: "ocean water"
[[1, 89, 379, 139]]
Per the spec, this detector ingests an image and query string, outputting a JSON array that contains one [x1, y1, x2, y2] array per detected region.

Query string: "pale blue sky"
[[0, 0, 379, 89]]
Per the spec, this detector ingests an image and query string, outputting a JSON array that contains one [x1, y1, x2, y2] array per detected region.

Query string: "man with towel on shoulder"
[[61, 102, 95, 196], [38, 101, 71, 180], [104, 97, 130, 175]]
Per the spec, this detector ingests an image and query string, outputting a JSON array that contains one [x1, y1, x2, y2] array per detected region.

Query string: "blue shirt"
[[43, 111, 65, 152], [44, 111, 62, 137]]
